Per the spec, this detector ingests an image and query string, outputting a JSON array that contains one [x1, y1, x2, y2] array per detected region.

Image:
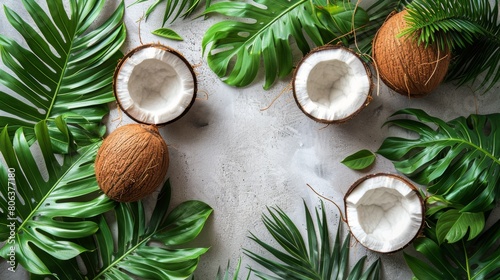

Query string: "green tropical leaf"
[[425, 195, 452, 216], [32, 180, 213, 279], [405, 217, 500, 280], [152, 27, 184, 41], [403, 251, 446, 280], [352, 0, 411, 56], [212, 258, 251, 280], [435, 209, 484, 244], [244, 201, 380, 280], [402, 0, 500, 91], [376, 108, 500, 214], [314, 2, 370, 46], [0, 122, 115, 276], [201, 0, 371, 89], [402, 0, 495, 49], [132, 0, 210, 25], [341, 149, 376, 170], [0, 0, 126, 153]]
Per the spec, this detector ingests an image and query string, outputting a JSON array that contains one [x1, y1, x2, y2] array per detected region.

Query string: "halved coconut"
[[292, 45, 373, 123], [113, 43, 197, 125], [344, 173, 424, 253]]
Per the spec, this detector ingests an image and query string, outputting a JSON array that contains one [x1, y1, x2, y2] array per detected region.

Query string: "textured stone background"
[[1, 0, 499, 279]]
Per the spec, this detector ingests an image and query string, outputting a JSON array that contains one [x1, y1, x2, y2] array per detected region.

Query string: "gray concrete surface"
[[1, 0, 499, 279]]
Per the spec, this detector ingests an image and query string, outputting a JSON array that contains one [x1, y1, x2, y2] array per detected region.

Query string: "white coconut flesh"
[[114, 45, 196, 125], [345, 174, 424, 253], [293, 47, 371, 122]]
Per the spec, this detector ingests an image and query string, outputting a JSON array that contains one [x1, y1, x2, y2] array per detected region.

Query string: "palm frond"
[[201, 0, 371, 89], [402, 0, 493, 49], [244, 201, 380, 280], [402, 0, 500, 91], [0, 0, 126, 153], [0, 122, 115, 276], [132, 0, 210, 25], [31, 180, 213, 279], [446, 31, 500, 92]]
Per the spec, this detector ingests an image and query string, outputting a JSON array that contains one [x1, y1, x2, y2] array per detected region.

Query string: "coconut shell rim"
[[113, 43, 198, 126], [343, 172, 426, 254], [291, 45, 374, 124]]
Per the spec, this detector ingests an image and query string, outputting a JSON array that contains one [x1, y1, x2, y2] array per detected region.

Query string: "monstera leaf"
[[0, 0, 126, 153], [375, 108, 500, 243], [201, 0, 371, 89], [0, 122, 115, 275], [377, 108, 500, 213], [244, 201, 381, 279], [31, 180, 213, 280], [404, 217, 500, 280]]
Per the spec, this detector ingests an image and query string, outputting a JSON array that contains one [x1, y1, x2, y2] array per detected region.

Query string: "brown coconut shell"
[[372, 10, 451, 97], [95, 124, 169, 202], [344, 173, 425, 253]]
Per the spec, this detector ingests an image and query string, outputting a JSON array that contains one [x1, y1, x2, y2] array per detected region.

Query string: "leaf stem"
[[463, 240, 471, 280], [45, 22, 74, 121]]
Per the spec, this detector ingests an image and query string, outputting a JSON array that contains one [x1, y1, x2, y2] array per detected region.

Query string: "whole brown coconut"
[[95, 124, 169, 202], [372, 10, 451, 97]]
